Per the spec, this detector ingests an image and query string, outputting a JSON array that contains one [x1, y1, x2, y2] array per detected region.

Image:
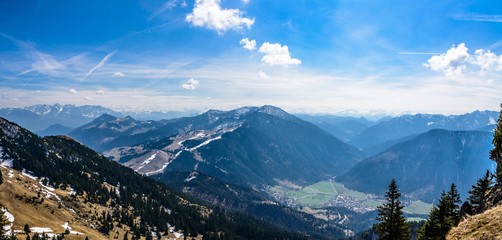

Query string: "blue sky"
[[1, 0, 501, 115]]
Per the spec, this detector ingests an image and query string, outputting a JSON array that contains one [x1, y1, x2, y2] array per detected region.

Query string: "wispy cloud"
[[398, 52, 440, 55], [82, 51, 116, 81], [453, 14, 502, 23], [148, 0, 178, 21]]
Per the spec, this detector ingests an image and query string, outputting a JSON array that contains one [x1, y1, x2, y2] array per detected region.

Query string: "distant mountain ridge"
[[338, 129, 495, 202], [0, 104, 123, 132], [348, 111, 498, 154]]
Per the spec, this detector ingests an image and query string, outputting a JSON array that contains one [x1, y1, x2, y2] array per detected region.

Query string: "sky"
[[0, 0, 501, 116]]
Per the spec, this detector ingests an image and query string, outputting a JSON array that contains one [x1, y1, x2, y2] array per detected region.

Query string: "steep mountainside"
[[0, 117, 310, 240], [339, 129, 495, 202], [349, 111, 498, 154], [0, 104, 123, 132], [95, 106, 363, 187]]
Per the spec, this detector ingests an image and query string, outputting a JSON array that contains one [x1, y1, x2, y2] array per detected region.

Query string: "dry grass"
[[0, 167, 108, 239], [447, 204, 502, 240], [1, 167, 201, 240]]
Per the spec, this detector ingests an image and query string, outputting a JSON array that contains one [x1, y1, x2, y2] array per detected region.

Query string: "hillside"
[[0, 167, 125, 239], [0, 117, 310, 240], [338, 129, 495, 202], [447, 204, 502, 239]]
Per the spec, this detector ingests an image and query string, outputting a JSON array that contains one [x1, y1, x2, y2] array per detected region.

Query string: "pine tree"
[[0, 209, 10, 240], [467, 170, 494, 214], [418, 184, 461, 240], [491, 103, 502, 183], [0, 170, 3, 185], [446, 183, 461, 226], [376, 179, 410, 240], [24, 224, 31, 234]]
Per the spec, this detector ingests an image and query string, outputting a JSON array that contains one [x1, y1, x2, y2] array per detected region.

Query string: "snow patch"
[[21, 169, 38, 180], [137, 152, 157, 171], [427, 122, 434, 126], [489, 116, 497, 125], [30, 227, 53, 233]]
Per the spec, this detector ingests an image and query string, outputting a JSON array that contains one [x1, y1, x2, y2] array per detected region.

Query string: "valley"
[[269, 179, 432, 220]]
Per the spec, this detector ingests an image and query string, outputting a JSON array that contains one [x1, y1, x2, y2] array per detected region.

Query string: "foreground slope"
[[447, 204, 502, 240], [339, 129, 494, 202], [0, 117, 309, 240]]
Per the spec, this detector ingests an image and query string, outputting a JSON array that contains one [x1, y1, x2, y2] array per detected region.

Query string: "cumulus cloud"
[[258, 70, 269, 79], [424, 43, 502, 76], [186, 0, 254, 33], [68, 88, 78, 95], [240, 38, 256, 50], [423, 43, 470, 76], [470, 49, 502, 73], [241, 0, 250, 4], [96, 90, 105, 95], [113, 71, 125, 77], [181, 78, 200, 90], [258, 42, 301, 66]]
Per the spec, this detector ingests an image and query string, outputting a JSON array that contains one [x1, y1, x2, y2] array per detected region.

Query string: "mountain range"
[[0, 116, 319, 239], [1, 103, 499, 238], [71, 106, 364, 188]]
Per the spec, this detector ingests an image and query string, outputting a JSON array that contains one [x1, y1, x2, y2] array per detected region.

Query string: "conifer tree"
[[418, 184, 461, 240], [376, 179, 410, 240], [0, 170, 3, 185], [0, 209, 10, 240], [446, 183, 461, 226], [491, 103, 502, 183], [467, 170, 494, 214]]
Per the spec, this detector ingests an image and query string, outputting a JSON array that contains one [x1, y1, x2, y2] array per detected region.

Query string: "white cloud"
[[258, 42, 301, 66], [84, 96, 93, 101], [82, 51, 115, 81], [96, 90, 105, 95], [240, 38, 256, 50], [258, 70, 269, 79], [425, 43, 502, 76], [186, 0, 254, 33], [113, 71, 125, 77], [470, 49, 502, 73], [453, 14, 502, 23], [181, 78, 200, 90], [241, 0, 250, 4], [424, 43, 470, 76], [68, 88, 78, 95]]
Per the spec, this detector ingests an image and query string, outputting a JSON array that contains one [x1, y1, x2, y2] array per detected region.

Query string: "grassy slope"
[[0, 166, 191, 240], [447, 204, 502, 240]]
